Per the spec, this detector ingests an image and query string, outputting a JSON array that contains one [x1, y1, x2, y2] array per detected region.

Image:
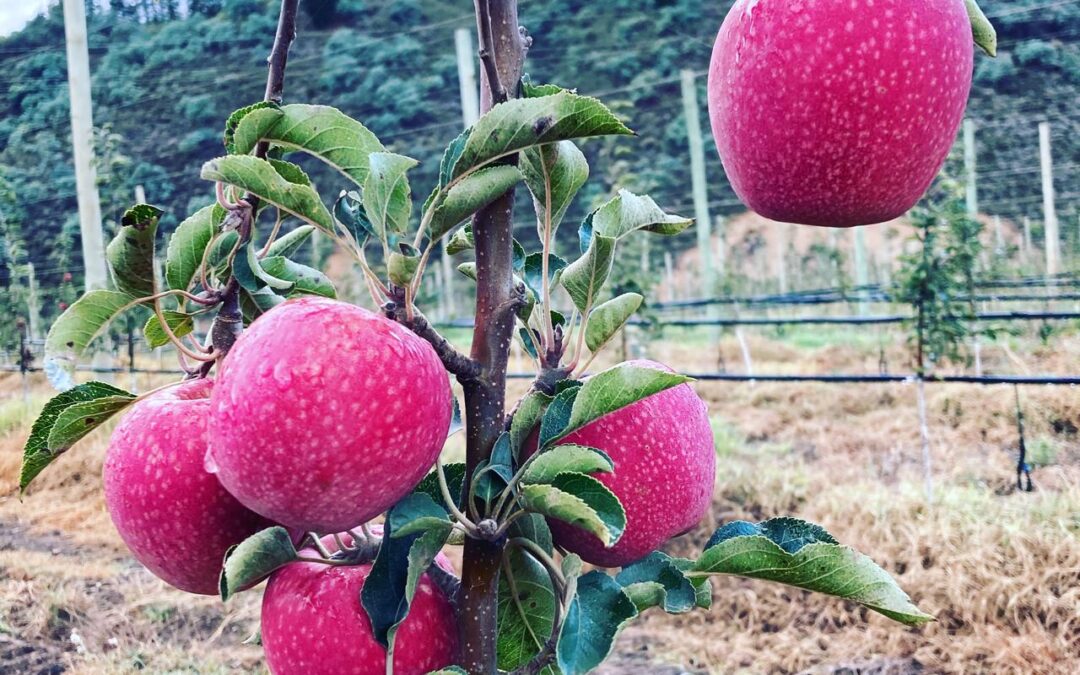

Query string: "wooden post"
[[963, 119, 978, 217], [62, 0, 108, 292], [1039, 122, 1060, 277], [681, 69, 716, 293], [455, 28, 480, 127]]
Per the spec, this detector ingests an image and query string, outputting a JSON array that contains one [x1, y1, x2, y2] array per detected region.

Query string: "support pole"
[[1039, 122, 1059, 277], [853, 227, 869, 316], [455, 28, 480, 127], [25, 263, 40, 341], [963, 118, 978, 218], [681, 69, 717, 292], [62, 0, 108, 292]]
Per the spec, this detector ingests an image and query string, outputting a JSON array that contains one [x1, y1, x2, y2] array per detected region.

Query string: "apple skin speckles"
[[103, 378, 274, 595], [207, 297, 453, 533], [708, 0, 974, 227]]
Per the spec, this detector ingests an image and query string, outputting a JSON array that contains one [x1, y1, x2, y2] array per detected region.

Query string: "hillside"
[[1, 0, 1078, 330]]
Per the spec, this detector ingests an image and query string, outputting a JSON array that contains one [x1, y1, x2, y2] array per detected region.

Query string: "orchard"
[[18, 0, 1001, 673]]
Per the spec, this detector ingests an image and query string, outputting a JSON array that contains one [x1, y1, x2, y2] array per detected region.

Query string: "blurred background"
[[0, 1, 1078, 674]]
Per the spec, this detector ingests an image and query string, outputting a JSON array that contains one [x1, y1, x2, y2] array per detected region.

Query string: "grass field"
[[1, 325, 1078, 674]]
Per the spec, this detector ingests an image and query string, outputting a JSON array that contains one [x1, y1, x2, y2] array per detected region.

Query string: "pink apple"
[[528, 360, 716, 567], [708, 0, 974, 227], [261, 532, 458, 675], [103, 379, 272, 595], [207, 297, 453, 533]]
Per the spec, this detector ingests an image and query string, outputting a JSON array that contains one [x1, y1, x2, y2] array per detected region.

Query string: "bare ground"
[[1, 325, 1078, 674]]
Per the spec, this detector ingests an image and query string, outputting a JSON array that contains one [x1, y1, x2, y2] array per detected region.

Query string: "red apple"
[[261, 532, 458, 675], [207, 297, 453, 533], [528, 360, 715, 567], [708, 0, 974, 227], [103, 379, 272, 595]]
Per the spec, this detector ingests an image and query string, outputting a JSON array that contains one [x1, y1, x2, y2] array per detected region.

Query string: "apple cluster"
[[101, 298, 715, 672]]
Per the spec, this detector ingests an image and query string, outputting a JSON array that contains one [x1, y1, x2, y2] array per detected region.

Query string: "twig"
[[383, 299, 481, 381]]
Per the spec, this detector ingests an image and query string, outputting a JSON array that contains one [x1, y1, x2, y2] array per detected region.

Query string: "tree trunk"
[[458, 2, 529, 672]]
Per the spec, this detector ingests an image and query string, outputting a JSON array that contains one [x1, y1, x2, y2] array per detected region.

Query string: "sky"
[[0, 0, 52, 37]]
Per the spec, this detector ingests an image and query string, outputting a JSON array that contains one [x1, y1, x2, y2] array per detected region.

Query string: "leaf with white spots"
[[584, 292, 643, 354], [965, 0, 997, 57], [20, 382, 134, 493], [200, 155, 335, 235], [220, 526, 298, 601], [143, 310, 194, 349], [691, 518, 933, 626], [556, 570, 638, 675], [522, 444, 613, 485], [107, 204, 162, 299], [519, 472, 625, 548], [44, 290, 137, 386], [231, 104, 385, 187], [615, 551, 697, 614]]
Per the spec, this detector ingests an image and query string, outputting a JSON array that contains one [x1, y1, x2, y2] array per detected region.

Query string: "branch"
[[383, 298, 481, 381]]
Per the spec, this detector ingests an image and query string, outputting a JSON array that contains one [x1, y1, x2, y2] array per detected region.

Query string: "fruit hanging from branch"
[[206, 296, 453, 533], [104, 379, 273, 595], [707, 0, 996, 227]]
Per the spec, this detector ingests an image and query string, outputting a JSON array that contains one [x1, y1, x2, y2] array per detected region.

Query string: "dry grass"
[[1, 327, 1078, 674]]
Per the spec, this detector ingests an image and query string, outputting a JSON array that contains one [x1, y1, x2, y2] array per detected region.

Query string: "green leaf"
[[259, 257, 336, 298], [615, 551, 697, 614], [426, 668, 467, 675], [361, 501, 452, 649], [220, 526, 297, 601], [538, 384, 580, 450], [143, 311, 194, 349], [265, 225, 315, 258], [233, 242, 293, 293], [240, 286, 285, 323], [333, 190, 375, 244], [427, 165, 522, 241], [207, 230, 240, 277], [107, 204, 162, 299], [521, 140, 589, 236], [522, 445, 613, 485], [268, 158, 311, 186], [585, 292, 643, 354], [20, 382, 134, 493], [442, 91, 632, 187], [388, 243, 421, 288], [364, 152, 418, 239], [232, 104, 385, 187], [555, 362, 691, 445], [473, 433, 513, 503], [223, 100, 277, 154], [560, 233, 615, 314], [692, 518, 933, 625], [44, 290, 136, 385], [497, 543, 557, 671], [201, 155, 334, 234], [510, 390, 553, 458], [520, 472, 625, 547], [413, 463, 467, 510], [387, 492, 453, 539], [966, 0, 997, 57], [522, 80, 569, 98], [584, 190, 692, 244], [522, 252, 568, 302], [445, 225, 474, 255], [556, 571, 638, 675], [165, 205, 218, 299], [457, 262, 477, 281]]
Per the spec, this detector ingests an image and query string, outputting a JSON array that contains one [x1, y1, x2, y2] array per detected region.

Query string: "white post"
[[775, 222, 788, 295], [62, 0, 108, 292], [1039, 122, 1059, 277], [853, 227, 869, 315], [963, 119, 978, 217], [681, 69, 716, 295], [993, 215, 1005, 254], [1023, 216, 1033, 259], [917, 377, 933, 501], [663, 251, 676, 302], [25, 263, 41, 341], [455, 28, 480, 127]]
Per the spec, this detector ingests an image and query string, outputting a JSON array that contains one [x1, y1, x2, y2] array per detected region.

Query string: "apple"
[[103, 379, 272, 595], [528, 360, 715, 567], [261, 531, 458, 675], [707, 0, 974, 227], [207, 297, 453, 533]]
